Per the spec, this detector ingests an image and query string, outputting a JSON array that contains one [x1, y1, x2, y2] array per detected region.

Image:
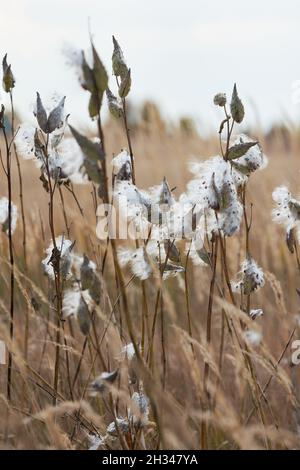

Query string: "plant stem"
[[2, 125, 14, 402]]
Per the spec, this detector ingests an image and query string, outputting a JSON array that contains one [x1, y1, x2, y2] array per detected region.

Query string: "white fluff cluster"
[[272, 186, 300, 232], [249, 308, 264, 320], [121, 342, 135, 361], [113, 133, 265, 277], [118, 242, 184, 281], [114, 163, 186, 278], [129, 391, 150, 425], [118, 246, 153, 280], [62, 44, 93, 90], [62, 286, 93, 319], [42, 236, 75, 280], [112, 150, 132, 181], [243, 329, 262, 347], [16, 123, 87, 184], [185, 134, 267, 238], [232, 257, 265, 295], [231, 134, 268, 181], [104, 390, 150, 440], [0, 197, 18, 234], [187, 156, 243, 237]]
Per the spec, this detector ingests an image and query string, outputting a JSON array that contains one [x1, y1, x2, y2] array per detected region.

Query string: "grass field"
[[1, 40, 300, 450]]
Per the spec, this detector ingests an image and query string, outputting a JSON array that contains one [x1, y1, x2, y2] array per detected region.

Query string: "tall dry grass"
[[0, 39, 300, 450]]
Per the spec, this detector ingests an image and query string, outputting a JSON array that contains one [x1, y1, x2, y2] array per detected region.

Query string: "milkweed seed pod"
[[34, 93, 66, 134], [112, 150, 132, 181], [62, 286, 93, 335], [213, 92, 227, 107], [230, 84, 244, 124], [77, 295, 91, 335], [118, 68, 131, 98], [272, 186, 300, 232], [164, 239, 181, 262], [42, 236, 75, 280], [107, 418, 130, 436], [232, 257, 265, 295], [162, 263, 185, 280], [249, 309, 264, 320], [16, 123, 88, 185], [228, 134, 267, 178], [2, 54, 15, 93], [130, 390, 150, 426], [106, 87, 123, 118], [112, 36, 128, 79], [80, 255, 102, 305], [90, 370, 118, 394]]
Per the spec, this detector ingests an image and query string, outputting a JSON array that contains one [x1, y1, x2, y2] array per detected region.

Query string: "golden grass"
[[1, 108, 300, 450]]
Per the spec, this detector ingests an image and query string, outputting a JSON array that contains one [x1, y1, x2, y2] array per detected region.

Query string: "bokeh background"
[[1, 0, 300, 131]]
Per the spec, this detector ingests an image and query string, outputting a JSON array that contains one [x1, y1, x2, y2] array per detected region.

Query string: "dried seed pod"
[[162, 263, 185, 279], [34, 130, 45, 161], [286, 227, 295, 254], [46, 96, 66, 133], [118, 68, 131, 98], [34, 93, 66, 134], [159, 177, 174, 208], [35, 92, 48, 133], [77, 296, 91, 335], [106, 87, 123, 118], [112, 36, 128, 78], [213, 92, 226, 107], [230, 84, 244, 124], [2, 54, 15, 93], [208, 173, 220, 210], [249, 309, 264, 320], [164, 240, 181, 262], [91, 370, 119, 393], [196, 248, 211, 265], [80, 255, 102, 304], [227, 141, 258, 160]]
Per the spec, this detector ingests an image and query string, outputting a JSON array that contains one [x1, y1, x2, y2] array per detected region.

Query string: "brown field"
[[1, 86, 300, 450]]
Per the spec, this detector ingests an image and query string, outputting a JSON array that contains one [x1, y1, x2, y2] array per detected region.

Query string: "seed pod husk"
[[230, 84, 244, 124]]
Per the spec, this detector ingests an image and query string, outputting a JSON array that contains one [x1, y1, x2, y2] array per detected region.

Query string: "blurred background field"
[[1, 103, 300, 448], [1, 0, 300, 450]]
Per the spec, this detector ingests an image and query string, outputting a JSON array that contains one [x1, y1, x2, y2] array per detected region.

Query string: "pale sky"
[[1, 0, 300, 132]]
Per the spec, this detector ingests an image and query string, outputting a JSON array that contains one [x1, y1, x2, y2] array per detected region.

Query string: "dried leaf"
[[88, 92, 100, 118], [227, 141, 258, 160], [84, 158, 103, 184], [69, 124, 104, 161], [92, 43, 108, 102]]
